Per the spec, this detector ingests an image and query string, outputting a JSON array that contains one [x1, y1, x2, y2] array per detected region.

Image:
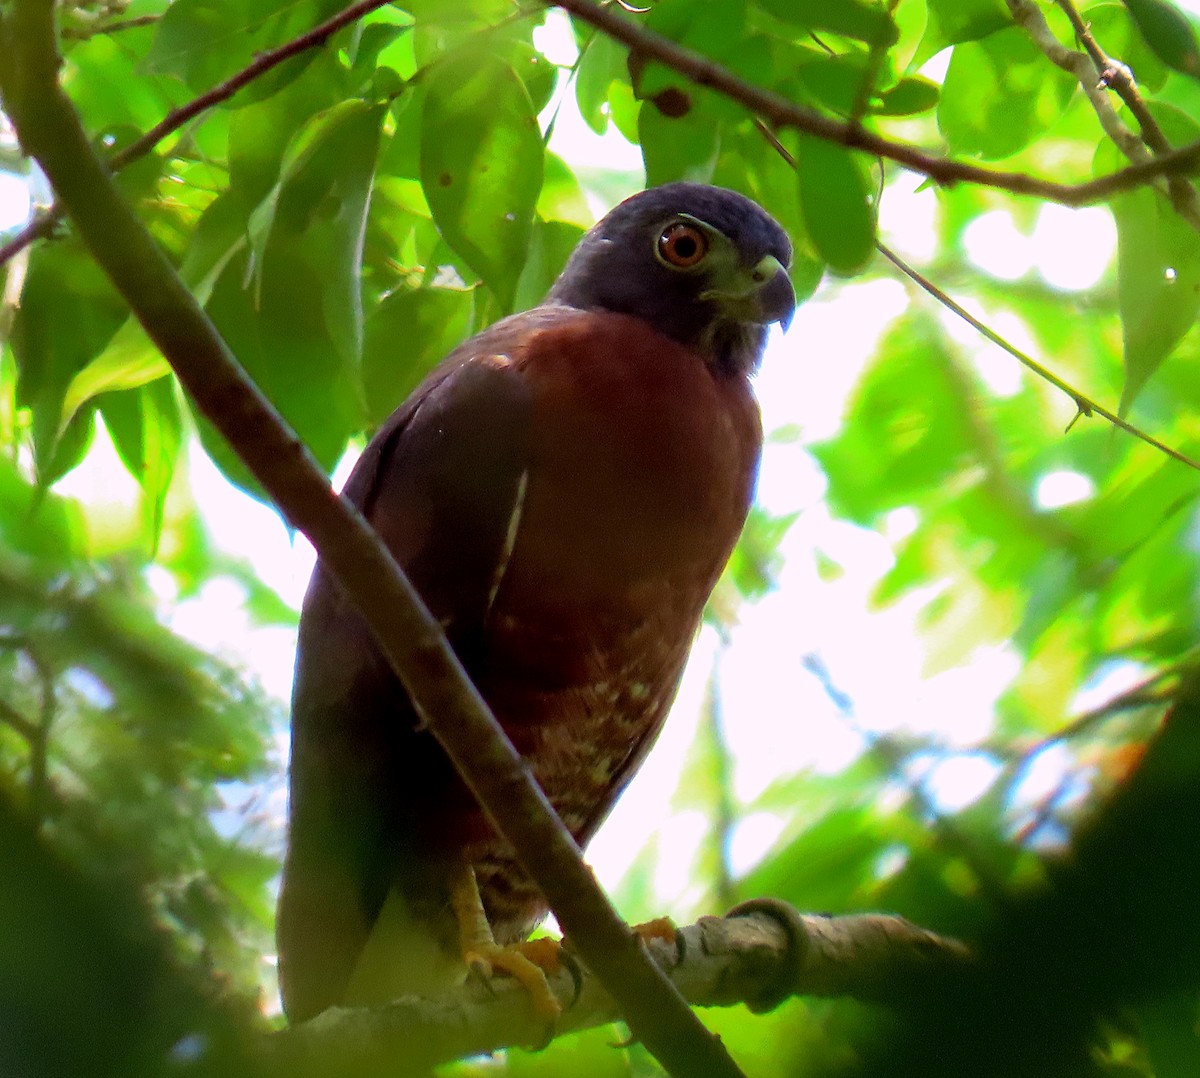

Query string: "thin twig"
[[60, 13, 157, 40], [1010, 0, 1200, 229], [876, 243, 1200, 472], [1054, 1, 1196, 170], [0, 212, 57, 268], [1035, 656, 1197, 751], [552, 0, 1200, 205], [0, 697, 39, 742], [0, 3, 748, 1075]]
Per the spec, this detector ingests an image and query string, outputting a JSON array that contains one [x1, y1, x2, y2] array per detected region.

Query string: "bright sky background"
[[2, 4, 1194, 997]]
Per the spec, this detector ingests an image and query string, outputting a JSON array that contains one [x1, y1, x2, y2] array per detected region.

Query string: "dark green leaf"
[[99, 378, 183, 551], [361, 286, 476, 427], [10, 243, 127, 481], [916, 0, 1011, 65], [1084, 3, 1169, 91], [1111, 184, 1200, 414], [420, 51, 544, 310], [197, 244, 360, 498], [759, 0, 898, 47], [574, 29, 627, 134], [1122, 0, 1200, 79], [246, 100, 385, 368], [513, 219, 587, 313], [795, 134, 875, 275], [875, 75, 941, 115], [143, 0, 344, 101], [639, 98, 721, 187]]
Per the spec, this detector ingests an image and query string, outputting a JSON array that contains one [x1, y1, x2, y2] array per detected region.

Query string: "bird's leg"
[[449, 862, 564, 1023]]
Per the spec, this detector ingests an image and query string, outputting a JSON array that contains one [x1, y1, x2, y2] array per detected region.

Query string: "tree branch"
[[1008, 0, 1200, 229], [0, 3, 748, 1077], [552, 0, 1200, 205], [267, 905, 972, 1075]]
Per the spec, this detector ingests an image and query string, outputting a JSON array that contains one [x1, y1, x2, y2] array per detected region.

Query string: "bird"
[[276, 181, 795, 1024]]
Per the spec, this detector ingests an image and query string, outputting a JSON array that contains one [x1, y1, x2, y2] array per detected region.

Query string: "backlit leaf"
[[795, 134, 875, 275], [939, 28, 1076, 160], [420, 51, 544, 310], [361, 286, 476, 427]]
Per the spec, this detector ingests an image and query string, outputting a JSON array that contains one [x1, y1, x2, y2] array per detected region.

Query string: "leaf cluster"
[[2, 0, 1200, 1074]]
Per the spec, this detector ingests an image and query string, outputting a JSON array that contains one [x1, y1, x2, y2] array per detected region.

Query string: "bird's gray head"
[[546, 182, 795, 376]]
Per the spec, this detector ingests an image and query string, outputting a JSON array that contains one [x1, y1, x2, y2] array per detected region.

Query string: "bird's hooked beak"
[[701, 253, 796, 333]]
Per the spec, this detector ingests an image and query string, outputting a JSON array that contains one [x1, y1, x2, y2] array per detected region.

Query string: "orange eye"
[[657, 222, 709, 268]]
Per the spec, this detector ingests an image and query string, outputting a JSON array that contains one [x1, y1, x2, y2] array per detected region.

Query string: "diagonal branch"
[[552, 0, 1200, 205], [876, 242, 1200, 472], [0, 5, 747, 1078]]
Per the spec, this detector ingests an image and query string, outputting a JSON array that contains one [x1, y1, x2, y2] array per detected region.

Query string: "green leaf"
[[915, 0, 1011, 66], [759, 0, 898, 47], [99, 378, 183, 552], [513, 219, 587, 313], [420, 50, 544, 310], [246, 100, 385, 368], [361, 286, 476, 427], [1083, 3, 1169, 91], [795, 134, 875, 275], [1122, 0, 1200, 79], [638, 98, 721, 187], [875, 75, 941, 115], [939, 28, 1077, 160], [61, 193, 251, 428], [1112, 186, 1200, 414], [794, 52, 874, 115], [574, 29, 626, 134], [197, 244, 361, 499], [10, 243, 127, 482], [813, 315, 978, 523], [143, 0, 344, 100]]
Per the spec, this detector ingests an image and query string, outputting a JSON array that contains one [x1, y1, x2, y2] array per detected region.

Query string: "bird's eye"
[[657, 222, 709, 268]]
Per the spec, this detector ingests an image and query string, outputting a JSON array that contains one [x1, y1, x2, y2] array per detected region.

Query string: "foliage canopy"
[[2, 0, 1200, 1074]]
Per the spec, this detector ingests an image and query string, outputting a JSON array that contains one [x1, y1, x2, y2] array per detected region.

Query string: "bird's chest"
[[473, 320, 761, 834]]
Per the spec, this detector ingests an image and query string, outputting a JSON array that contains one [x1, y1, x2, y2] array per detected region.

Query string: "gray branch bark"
[[267, 904, 972, 1076]]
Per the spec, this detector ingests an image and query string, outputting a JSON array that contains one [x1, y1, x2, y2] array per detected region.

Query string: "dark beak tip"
[[761, 270, 796, 332]]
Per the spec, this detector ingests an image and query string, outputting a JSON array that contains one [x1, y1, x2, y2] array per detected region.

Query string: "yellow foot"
[[633, 916, 678, 947], [464, 937, 565, 1023], [449, 863, 564, 1026]]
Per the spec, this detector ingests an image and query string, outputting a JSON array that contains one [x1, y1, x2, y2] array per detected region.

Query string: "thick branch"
[[267, 905, 972, 1075], [0, 5, 744, 1078], [553, 0, 1200, 205]]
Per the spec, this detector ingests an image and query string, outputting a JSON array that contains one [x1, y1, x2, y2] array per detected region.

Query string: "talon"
[[450, 864, 563, 1029], [557, 945, 584, 1009]]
